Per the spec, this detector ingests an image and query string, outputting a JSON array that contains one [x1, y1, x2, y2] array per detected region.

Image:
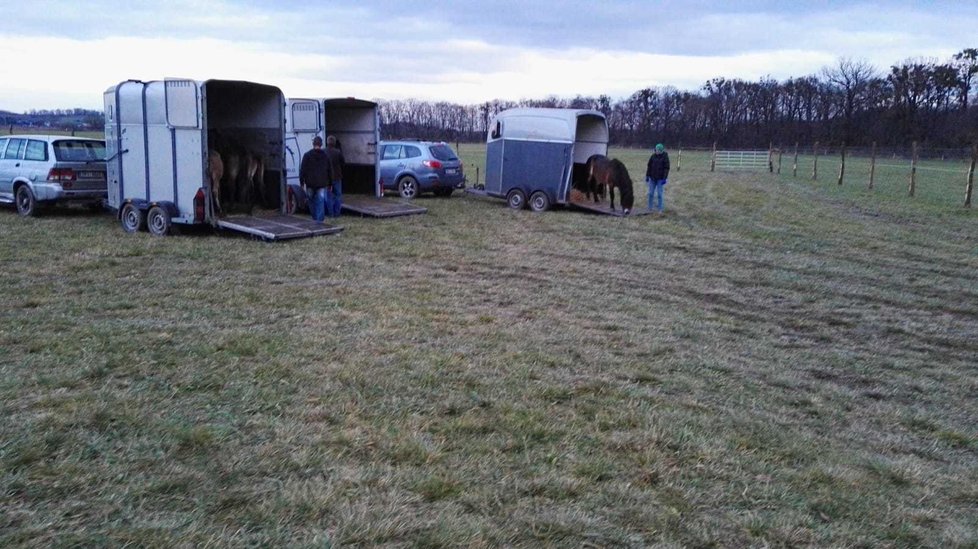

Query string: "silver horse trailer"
[[481, 108, 611, 213], [104, 78, 339, 239]]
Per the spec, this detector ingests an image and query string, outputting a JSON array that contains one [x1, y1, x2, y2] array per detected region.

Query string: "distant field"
[[1, 144, 975, 547]]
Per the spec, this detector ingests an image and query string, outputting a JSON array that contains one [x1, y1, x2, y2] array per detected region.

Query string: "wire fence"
[[689, 143, 978, 208]]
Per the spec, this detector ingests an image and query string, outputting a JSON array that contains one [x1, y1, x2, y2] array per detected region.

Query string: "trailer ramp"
[[569, 195, 656, 217], [217, 215, 343, 241], [341, 195, 427, 218]]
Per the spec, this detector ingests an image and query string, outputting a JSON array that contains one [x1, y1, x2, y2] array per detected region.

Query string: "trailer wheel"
[[15, 185, 38, 217], [506, 189, 526, 210], [398, 176, 419, 199], [529, 191, 551, 212], [120, 203, 145, 233], [146, 206, 172, 236]]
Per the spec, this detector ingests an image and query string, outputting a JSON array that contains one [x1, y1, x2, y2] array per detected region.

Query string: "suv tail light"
[[423, 159, 442, 169], [48, 168, 77, 183]]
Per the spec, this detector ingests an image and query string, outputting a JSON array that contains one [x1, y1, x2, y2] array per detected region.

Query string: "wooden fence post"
[[777, 147, 783, 175], [966, 145, 976, 208], [812, 142, 819, 180], [869, 141, 877, 189], [768, 142, 774, 173], [710, 142, 717, 172], [838, 143, 846, 185], [676, 148, 682, 172], [908, 141, 918, 197], [793, 142, 798, 178]]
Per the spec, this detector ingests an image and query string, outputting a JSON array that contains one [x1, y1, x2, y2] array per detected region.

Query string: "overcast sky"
[[1, 0, 976, 112]]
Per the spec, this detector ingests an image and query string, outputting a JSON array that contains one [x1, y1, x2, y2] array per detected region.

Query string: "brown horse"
[[586, 154, 634, 214]]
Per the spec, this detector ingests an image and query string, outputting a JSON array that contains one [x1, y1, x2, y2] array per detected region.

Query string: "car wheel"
[[506, 189, 526, 210], [147, 206, 172, 236], [15, 185, 38, 217], [120, 203, 145, 233], [529, 191, 551, 212], [398, 176, 419, 199]]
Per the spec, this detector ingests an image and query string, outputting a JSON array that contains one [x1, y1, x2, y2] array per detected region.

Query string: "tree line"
[[379, 48, 978, 151]]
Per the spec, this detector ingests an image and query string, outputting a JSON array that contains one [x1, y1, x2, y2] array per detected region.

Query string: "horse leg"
[[207, 150, 224, 217], [609, 185, 616, 211], [251, 156, 265, 208]]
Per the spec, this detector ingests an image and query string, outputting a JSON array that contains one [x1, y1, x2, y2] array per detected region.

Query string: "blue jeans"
[[309, 187, 327, 222], [327, 180, 343, 217], [648, 179, 666, 211]]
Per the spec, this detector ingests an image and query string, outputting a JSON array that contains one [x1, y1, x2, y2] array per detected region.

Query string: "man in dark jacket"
[[645, 143, 670, 212], [300, 136, 330, 222], [324, 135, 345, 218]]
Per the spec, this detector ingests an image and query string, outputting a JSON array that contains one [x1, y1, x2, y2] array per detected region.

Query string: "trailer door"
[[285, 99, 322, 186]]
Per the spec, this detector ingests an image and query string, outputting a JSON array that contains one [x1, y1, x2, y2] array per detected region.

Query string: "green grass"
[[1, 145, 976, 547]]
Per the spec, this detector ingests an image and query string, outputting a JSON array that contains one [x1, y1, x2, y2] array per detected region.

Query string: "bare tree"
[[823, 57, 878, 144]]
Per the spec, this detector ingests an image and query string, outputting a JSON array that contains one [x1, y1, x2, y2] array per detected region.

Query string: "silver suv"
[[378, 140, 464, 198], [0, 135, 107, 216]]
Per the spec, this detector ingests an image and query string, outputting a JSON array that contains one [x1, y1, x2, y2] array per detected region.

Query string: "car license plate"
[[78, 171, 101, 179], [446, 168, 457, 175]]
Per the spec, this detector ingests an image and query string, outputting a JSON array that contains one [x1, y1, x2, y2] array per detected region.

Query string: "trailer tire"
[[120, 203, 145, 233], [398, 176, 419, 199], [15, 185, 38, 217], [506, 189, 526, 210], [529, 191, 550, 212], [147, 206, 172, 236]]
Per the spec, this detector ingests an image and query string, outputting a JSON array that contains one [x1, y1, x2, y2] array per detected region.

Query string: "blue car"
[[378, 141, 465, 198]]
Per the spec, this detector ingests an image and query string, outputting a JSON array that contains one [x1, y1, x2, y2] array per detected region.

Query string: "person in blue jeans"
[[299, 136, 331, 222], [645, 143, 670, 212], [324, 135, 345, 217]]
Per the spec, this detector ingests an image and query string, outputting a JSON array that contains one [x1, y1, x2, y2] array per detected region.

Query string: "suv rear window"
[[429, 144, 458, 161], [54, 140, 106, 161]]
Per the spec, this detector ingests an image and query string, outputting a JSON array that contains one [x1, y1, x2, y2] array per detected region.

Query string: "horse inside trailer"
[[203, 80, 286, 213]]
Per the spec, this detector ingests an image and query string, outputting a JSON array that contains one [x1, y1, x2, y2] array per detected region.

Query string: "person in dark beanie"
[[645, 143, 670, 212], [324, 135, 345, 217], [300, 135, 330, 222]]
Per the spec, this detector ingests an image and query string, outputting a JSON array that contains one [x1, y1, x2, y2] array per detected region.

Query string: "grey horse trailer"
[[482, 108, 609, 212], [104, 78, 338, 240]]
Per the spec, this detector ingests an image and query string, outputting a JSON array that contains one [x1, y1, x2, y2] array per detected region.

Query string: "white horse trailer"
[[285, 97, 380, 195], [284, 98, 425, 217], [104, 78, 340, 239]]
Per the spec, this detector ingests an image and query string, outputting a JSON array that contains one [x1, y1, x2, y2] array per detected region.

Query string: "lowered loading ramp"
[[216, 215, 343, 241], [568, 197, 656, 217], [341, 195, 427, 218]]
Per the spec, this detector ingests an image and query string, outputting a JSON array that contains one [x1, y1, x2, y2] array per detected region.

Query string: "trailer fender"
[[148, 201, 180, 217], [119, 198, 151, 216]]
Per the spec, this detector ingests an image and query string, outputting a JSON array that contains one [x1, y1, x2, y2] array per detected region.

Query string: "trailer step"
[[341, 195, 427, 218], [216, 215, 343, 241]]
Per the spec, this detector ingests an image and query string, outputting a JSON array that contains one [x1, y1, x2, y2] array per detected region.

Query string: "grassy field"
[[1, 145, 976, 547]]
